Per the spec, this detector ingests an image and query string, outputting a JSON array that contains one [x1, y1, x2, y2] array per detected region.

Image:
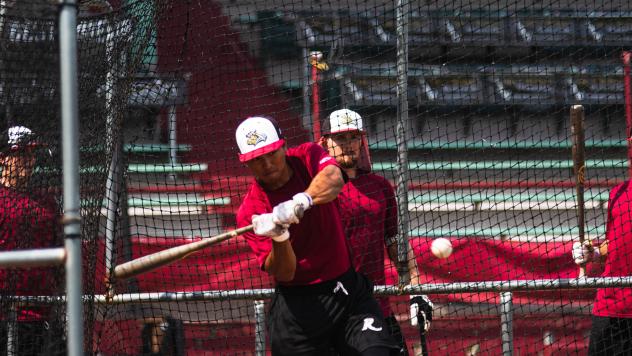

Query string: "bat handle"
[[294, 205, 306, 219], [579, 265, 586, 278]]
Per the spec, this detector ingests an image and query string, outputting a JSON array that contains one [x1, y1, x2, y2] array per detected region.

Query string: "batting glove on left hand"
[[252, 214, 289, 242], [272, 192, 312, 225], [572, 241, 599, 265], [410, 294, 434, 332]]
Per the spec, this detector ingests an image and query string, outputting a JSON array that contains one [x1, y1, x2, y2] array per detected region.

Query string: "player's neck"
[[0, 176, 16, 190], [344, 167, 358, 179]]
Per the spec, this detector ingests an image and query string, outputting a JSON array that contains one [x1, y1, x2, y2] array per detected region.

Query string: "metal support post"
[[59, 1, 84, 355], [500, 291, 514, 356], [254, 300, 266, 356]]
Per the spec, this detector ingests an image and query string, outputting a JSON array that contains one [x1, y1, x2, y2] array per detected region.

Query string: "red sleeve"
[[382, 177, 398, 240], [236, 188, 273, 270], [293, 142, 340, 178]]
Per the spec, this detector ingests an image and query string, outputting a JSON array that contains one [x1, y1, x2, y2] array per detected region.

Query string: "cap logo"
[[245, 130, 267, 146], [341, 113, 355, 125]]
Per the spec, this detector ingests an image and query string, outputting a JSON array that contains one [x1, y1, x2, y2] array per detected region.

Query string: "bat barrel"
[[111, 225, 254, 281]]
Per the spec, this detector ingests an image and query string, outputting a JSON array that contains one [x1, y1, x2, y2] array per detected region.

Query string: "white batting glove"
[[410, 294, 434, 332], [272, 192, 313, 225], [252, 214, 290, 242], [572, 241, 599, 265]]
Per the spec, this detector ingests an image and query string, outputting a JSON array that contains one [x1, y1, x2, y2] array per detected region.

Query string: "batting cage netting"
[[2, 0, 632, 355]]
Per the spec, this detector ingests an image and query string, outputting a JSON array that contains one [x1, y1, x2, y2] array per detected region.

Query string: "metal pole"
[[168, 105, 178, 166], [59, 1, 84, 355], [104, 20, 122, 293], [0, 248, 66, 267], [254, 300, 266, 355], [622, 51, 632, 178], [395, 0, 411, 285], [500, 292, 514, 356], [310, 52, 322, 142], [302, 48, 312, 135], [7, 302, 16, 356]]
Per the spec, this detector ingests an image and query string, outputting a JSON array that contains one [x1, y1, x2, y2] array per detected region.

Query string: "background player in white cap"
[[320, 109, 434, 355], [235, 116, 399, 355], [0, 125, 64, 355]]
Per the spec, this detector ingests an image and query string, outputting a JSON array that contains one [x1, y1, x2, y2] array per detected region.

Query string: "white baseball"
[[431, 238, 453, 259]]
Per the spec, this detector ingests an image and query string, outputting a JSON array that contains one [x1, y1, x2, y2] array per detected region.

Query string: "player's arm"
[[597, 240, 608, 261], [271, 164, 345, 226], [249, 213, 297, 282], [386, 239, 420, 285], [305, 165, 345, 205], [264, 240, 297, 282]]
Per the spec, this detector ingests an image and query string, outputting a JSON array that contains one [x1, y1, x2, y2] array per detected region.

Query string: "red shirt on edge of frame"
[[593, 181, 632, 318], [0, 185, 59, 321], [237, 142, 351, 286]]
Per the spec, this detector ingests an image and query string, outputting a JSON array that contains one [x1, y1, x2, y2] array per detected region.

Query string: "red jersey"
[[338, 172, 398, 316], [0, 185, 59, 321], [593, 181, 632, 317], [236, 142, 351, 286]]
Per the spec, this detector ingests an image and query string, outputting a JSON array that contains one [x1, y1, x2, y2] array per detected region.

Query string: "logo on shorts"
[[361, 318, 382, 332], [245, 130, 267, 146], [333, 281, 349, 295]]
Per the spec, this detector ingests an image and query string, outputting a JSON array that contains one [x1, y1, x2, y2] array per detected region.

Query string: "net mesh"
[[2, 0, 632, 354]]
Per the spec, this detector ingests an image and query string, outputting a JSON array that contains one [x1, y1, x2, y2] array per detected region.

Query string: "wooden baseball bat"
[[110, 205, 305, 282], [112, 225, 254, 280], [570, 104, 587, 277]]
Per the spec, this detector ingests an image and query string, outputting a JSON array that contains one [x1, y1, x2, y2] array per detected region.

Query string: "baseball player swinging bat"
[[570, 104, 588, 277]]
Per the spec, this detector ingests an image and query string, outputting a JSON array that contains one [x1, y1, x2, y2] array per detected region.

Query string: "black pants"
[[589, 316, 632, 356], [269, 269, 399, 355], [384, 315, 409, 356]]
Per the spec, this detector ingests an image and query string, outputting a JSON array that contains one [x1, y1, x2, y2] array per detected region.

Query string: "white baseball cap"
[[323, 109, 364, 135], [235, 116, 286, 162], [6, 126, 39, 151]]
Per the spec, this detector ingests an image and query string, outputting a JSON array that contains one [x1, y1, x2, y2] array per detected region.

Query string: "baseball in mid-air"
[[431, 238, 453, 259]]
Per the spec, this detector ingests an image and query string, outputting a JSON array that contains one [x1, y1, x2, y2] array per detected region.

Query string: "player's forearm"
[[407, 246, 420, 285], [387, 239, 420, 285], [264, 241, 297, 282], [305, 165, 344, 205]]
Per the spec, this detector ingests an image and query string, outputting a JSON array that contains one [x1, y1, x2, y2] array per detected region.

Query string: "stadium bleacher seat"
[[513, 11, 580, 45], [586, 13, 632, 44], [417, 65, 487, 106], [337, 63, 626, 109], [487, 64, 565, 106], [567, 64, 625, 104]]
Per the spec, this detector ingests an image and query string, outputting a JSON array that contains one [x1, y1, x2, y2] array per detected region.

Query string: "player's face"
[[246, 146, 291, 190], [325, 131, 363, 169], [1, 150, 36, 188]]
